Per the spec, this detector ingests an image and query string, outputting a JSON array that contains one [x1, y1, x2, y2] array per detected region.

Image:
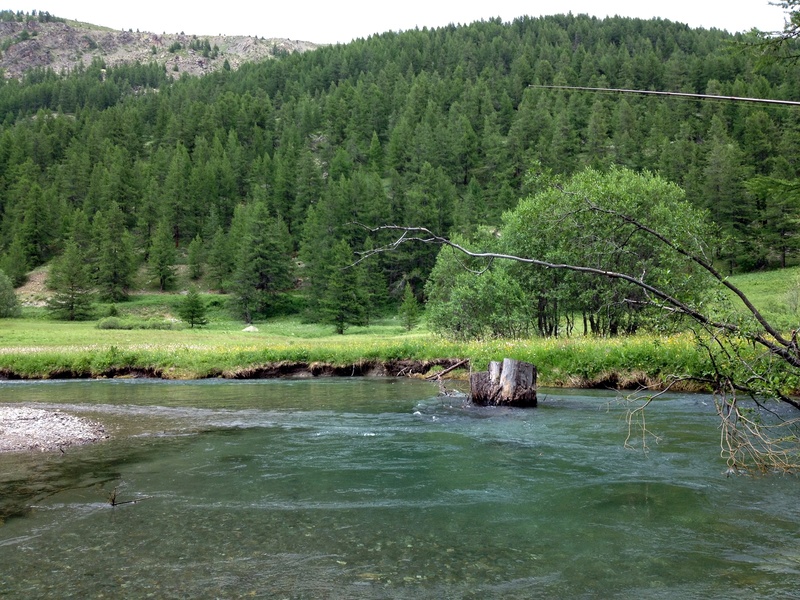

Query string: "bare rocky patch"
[[15, 265, 49, 307], [0, 19, 319, 80]]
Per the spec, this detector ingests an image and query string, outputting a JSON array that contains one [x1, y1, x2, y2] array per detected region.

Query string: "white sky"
[[15, 1, 790, 44]]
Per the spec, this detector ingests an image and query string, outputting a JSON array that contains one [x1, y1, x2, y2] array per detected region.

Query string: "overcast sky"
[[18, 1, 790, 44]]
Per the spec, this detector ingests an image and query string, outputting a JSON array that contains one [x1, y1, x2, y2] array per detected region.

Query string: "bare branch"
[[356, 216, 800, 408], [357, 223, 734, 333], [585, 201, 796, 353]]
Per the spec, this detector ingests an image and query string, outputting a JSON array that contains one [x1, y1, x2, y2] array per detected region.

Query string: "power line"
[[529, 85, 800, 106]]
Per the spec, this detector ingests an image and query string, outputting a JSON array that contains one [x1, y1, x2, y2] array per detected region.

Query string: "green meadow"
[[0, 267, 797, 388]]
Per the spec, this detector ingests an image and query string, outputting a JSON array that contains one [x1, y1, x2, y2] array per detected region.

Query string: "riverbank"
[[0, 358, 468, 381], [0, 406, 107, 452], [0, 318, 717, 388]]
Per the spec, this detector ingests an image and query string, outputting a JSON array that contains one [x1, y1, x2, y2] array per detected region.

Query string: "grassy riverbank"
[[2, 266, 797, 387], [0, 313, 712, 388]]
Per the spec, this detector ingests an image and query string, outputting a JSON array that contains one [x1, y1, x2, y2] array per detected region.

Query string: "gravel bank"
[[0, 406, 107, 452]]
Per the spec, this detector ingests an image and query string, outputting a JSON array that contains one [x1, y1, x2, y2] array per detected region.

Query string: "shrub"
[[0, 269, 21, 318], [96, 316, 185, 330]]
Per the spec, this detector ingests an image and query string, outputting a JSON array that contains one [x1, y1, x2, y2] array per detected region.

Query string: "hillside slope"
[[0, 18, 319, 78]]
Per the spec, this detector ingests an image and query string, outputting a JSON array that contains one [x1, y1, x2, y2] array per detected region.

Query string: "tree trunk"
[[470, 358, 537, 407]]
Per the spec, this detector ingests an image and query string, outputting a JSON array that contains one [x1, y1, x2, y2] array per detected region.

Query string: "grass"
[[0, 307, 711, 387], [2, 265, 798, 386], [726, 266, 800, 328]]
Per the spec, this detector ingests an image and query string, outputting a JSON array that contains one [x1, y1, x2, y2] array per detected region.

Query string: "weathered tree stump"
[[469, 358, 537, 407]]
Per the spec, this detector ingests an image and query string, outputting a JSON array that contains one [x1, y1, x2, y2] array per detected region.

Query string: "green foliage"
[[187, 234, 204, 280], [230, 203, 294, 322], [45, 241, 94, 321], [96, 316, 185, 330], [206, 227, 233, 292], [0, 10, 63, 23], [502, 167, 715, 336], [0, 13, 799, 332], [0, 237, 29, 287], [425, 247, 531, 340], [318, 239, 364, 334], [188, 37, 213, 57], [147, 220, 177, 291], [177, 286, 209, 328], [399, 284, 420, 331], [94, 203, 136, 302], [0, 268, 20, 317], [427, 168, 716, 340]]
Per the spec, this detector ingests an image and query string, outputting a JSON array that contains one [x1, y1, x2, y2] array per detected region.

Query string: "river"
[[1, 378, 798, 598]]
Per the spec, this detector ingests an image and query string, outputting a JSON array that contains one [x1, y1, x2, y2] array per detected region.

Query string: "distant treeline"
[[0, 10, 64, 24]]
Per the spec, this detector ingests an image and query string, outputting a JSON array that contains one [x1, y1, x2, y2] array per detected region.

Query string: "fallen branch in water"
[[108, 486, 153, 507]]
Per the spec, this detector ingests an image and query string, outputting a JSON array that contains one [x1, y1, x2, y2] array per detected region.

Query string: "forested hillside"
[[1, 13, 798, 326]]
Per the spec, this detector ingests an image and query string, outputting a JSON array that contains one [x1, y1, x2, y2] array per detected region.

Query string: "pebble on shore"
[[0, 406, 107, 453]]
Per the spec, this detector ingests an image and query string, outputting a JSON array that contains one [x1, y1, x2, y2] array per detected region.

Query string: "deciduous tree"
[[364, 167, 800, 472]]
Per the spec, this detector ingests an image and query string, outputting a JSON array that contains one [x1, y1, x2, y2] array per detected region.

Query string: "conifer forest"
[[1, 13, 799, 331]]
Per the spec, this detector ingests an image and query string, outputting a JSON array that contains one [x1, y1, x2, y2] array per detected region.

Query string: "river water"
[[0, 378, 798, 598]]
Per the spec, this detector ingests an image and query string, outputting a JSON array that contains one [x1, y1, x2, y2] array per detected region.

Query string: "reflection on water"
[[1, 378, 799, 598]]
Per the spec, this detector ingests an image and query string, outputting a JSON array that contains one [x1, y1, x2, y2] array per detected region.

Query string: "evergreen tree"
[[162, 142, 193, 245], [231, 203, 293, 322], [298, 182, 349, 319], [0, 268, 20, 318], [45, 240, 94, 320], [399, 283, 420, 331], [206, 227, 233, 292], [358, 237, 388, 325], [178, 285, 208, 328], [94, 202, 135, 302], [319, 239, 363, 334], [0, 235, 29, 287], [148, 220, 177, 291], [187, 234, 204, 280]]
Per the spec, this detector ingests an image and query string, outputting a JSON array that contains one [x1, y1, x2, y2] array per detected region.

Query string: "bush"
[[96, 316, 185, 330], [0, 268, 20, 318]]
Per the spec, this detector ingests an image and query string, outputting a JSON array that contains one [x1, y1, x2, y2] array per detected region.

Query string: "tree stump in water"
[[469, 358, 537, 407]]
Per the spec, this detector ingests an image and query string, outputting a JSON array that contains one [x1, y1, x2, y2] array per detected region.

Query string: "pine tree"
[[15, 181, 59, 267], [187, 234, 204, 280], [319, 239, 364, 335], [399, 283, 420, 331], [358, 237, 388, 325], [206, 227, 233, 292], [46, 240, 94, 320], [94, 202, 135, 302], [148, 220, 177, 291], [178, 286, 208, 328], [231, 204, 293, 322], [0, 235, 29, 287]]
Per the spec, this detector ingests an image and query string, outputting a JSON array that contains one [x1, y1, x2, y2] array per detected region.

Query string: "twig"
[[108, 486, 153, 507], [424, 359, 469, 380]]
